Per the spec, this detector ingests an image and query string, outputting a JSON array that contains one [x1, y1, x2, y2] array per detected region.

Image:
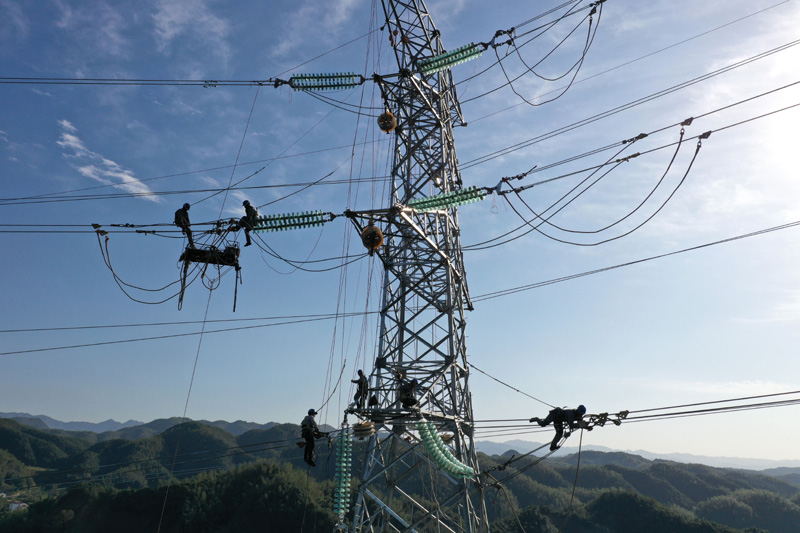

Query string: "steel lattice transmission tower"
[[345, 1, 489, 531]]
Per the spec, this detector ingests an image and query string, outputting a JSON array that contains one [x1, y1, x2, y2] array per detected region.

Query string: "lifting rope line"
[[468, 362, 555, 408], [157, 287, 213, 533], [557, 429, 583, 533], [159, 86, 262, 533]]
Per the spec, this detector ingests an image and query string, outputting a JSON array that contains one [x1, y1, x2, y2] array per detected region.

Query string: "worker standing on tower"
[[240, 200, 258, 247], [530, 405, 590, 451], [301, 408, 321, 466], [351, 370, 368, 410], [174, 203, 194, 247]]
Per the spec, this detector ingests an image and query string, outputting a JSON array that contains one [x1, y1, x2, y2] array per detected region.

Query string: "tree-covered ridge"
[[0, 463, 336, 532]]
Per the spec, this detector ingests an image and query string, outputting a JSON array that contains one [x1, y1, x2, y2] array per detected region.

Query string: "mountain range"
[[4, 412, 797, 471], [1, 413, 800, 532]]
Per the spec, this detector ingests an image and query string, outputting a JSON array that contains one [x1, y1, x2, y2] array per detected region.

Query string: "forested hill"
[[2, 417, 800, 531]]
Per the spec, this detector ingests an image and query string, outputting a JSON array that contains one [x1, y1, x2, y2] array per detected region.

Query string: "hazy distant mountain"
[[475, 438, 800, 471], [0, 412, 143, 432]]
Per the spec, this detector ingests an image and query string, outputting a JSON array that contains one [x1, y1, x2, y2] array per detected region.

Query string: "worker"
[[352, 370, 368, 409], [174, 203, 194, 247], [529, 405, 590, 451], [301, 408, 321, 466], [240, 200, 258, 247], [398, 378, 418, 409]]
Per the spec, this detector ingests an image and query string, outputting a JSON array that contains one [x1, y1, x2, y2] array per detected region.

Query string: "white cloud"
[[57, 119, 77, 133], [57, 121, 161, 203], [56, 132, 88, 153]]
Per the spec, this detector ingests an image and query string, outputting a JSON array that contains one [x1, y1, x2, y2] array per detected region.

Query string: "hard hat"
[[308, 408, 317, 415], [577, 405, 587, 415], [411, 379, 418, 385], [183, 203, 190, 210], [243, 200, 250, 206]]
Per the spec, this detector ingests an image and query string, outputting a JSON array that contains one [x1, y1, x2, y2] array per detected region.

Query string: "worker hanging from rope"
[[239, 199, 258, 247], [174, 202, 194, 248], [301, 408, 322, 467], [530, 404, 591, 451], [351, 369, 369, 410]]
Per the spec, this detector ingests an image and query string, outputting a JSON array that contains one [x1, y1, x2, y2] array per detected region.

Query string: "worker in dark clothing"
[[530, 405, 590, 451], [301, 408, 321, 466], [174, 203, 194, 247], [240, 200, 258, 247], [398, 378, 418, 409], [351, 370, 368, 409]]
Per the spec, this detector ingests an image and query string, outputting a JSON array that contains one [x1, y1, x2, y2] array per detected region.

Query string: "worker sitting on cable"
[[301, 408, 321, 467], [529, 405, 591, 451], [352, 369, 369, 410], [398, 378, 418, 409], [174, 202, 194, 248], [240, 200, 258, 247]]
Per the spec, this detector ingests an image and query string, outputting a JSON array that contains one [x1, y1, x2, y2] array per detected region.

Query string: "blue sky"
[[1, 0, 799, 464]]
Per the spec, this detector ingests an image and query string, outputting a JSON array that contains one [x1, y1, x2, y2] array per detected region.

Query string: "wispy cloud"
[[58, 119, 77, 133], [56, 120, 161, 203], [53, 0, 128, 56], [271, 0, 359, 57], [152, 0, 230, 64], [655, 379, 793, 397], [0, 0, 29, 42], [735, 289, 800, 324]]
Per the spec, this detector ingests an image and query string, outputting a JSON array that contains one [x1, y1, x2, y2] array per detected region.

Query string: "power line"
[[466, 0, 792, 123], [0, 142, 389, 204], [471, 219, 800, 302], [0, 311, 376, 334], [461, 38, 800, 170], [465, 100, 800, 251], [2, 220, 798, 355]]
